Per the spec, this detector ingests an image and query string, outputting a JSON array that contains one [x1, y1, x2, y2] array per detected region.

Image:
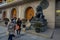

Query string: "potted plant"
[[33, 22, 42, 33]]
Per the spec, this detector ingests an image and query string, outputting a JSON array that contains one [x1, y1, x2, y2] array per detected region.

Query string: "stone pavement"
[[1, 29, 60, 40], [0, 25, 50, 40], [0, 25, 60, 40], [0, 33, 50, 40], [0, 26, 7, 38], [0, 25, 48, 40], [0, 26, 7, 33], [51, 29, 60, 40]]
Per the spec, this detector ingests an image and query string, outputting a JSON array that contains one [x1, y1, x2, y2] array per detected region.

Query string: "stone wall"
[[2, 0, 55, 29]]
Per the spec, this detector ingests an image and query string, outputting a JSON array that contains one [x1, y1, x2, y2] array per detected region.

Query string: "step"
[[26, 29, 54, 38]]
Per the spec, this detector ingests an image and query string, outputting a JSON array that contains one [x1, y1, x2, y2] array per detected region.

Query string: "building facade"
[[0, 0, 55, 29]]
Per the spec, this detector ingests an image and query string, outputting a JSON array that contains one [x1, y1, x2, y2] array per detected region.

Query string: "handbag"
[[16, 24, 19, 30]]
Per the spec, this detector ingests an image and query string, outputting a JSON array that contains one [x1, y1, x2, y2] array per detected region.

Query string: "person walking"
[[16, 18, 22, 35], [11, 17, 17, 25], [8, 21, 15, 40]]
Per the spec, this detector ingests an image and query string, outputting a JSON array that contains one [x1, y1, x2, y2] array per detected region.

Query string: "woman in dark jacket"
[[16, 18, 22, 35]]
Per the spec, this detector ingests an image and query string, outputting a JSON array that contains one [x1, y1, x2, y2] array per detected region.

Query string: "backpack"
[[8, 23, 14, 31]]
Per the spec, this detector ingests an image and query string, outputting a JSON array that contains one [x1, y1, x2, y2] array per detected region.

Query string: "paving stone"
[[0, 25, 60, 40]]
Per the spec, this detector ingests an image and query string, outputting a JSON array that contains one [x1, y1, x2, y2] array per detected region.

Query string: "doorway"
[[25, 7, 34, 20], [11, 8, 17, 18], [55, 0, 60, 28]]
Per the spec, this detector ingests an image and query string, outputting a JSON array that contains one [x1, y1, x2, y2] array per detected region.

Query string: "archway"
[[2, 11, 6, 20], [11, 8, 17, 18], [0, 0, 2, 3], [25, 7, 34, 20]]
